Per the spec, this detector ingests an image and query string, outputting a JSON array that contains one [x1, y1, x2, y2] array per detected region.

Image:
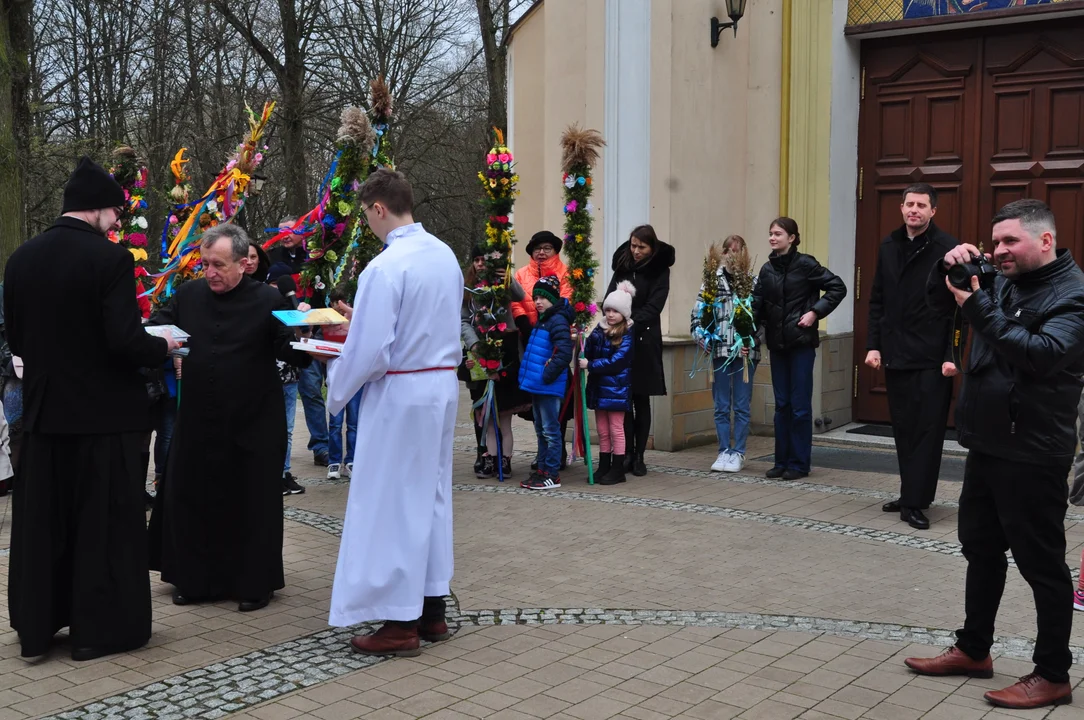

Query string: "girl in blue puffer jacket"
[[580, 281, 636, 485]]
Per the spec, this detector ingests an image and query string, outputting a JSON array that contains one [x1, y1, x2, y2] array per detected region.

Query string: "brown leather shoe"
[[984, 673, 1072, 709], [349, 623, 421, 657], [419, 618, 451, 643], [904, 646, 993, 678]]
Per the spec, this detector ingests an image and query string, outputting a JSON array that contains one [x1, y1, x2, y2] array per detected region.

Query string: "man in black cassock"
[[4, 156, 178, 660], [148, 224, 311, 612]]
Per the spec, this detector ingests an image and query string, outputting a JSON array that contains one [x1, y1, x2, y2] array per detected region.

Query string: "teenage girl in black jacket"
[[753, 217, 846, 480]]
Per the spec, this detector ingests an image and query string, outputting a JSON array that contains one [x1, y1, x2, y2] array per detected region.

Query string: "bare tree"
[[207, 0, 321, 215], [474, 0, 533, 136], [0, 0, 31, 271], [19, 0, 507, 265]]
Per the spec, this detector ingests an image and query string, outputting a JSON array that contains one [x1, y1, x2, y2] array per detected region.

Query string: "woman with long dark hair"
[[753, 217, 846, 480], [606, 224, 675, 476]]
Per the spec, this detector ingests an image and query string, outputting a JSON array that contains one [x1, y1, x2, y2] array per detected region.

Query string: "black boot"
[[595, 452, 612, 479], [599, 462, 626, 485], [623, 452, 634, 472], [632, 452, 647, 477], [473, 447, 486, 475]]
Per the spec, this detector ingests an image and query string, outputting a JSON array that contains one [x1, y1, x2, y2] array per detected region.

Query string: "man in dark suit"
[[4, 156, 179, 661], [865, 183, 961, 530]]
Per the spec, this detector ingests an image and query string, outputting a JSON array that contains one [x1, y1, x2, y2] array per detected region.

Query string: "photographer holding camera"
[[904, 200, 1084, 710]]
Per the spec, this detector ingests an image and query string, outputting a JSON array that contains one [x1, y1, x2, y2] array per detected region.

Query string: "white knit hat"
[[602, 280, 636, 322]]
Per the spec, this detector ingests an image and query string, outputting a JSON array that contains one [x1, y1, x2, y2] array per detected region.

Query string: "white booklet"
[[291, 337, 344, 357], [145, 324, 191, 342]]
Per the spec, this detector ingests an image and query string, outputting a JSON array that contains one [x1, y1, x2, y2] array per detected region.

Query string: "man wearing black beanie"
[[3, 156, 180, 661]]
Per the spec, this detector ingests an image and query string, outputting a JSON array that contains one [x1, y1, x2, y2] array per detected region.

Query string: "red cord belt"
[[386, 367, 457, 375]]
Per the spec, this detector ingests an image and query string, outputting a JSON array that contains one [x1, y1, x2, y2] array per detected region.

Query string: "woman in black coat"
[[606, 225, 675, 476], [752, 217, 846, 480]]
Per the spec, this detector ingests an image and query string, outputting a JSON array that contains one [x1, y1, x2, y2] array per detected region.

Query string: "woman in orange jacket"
[[511, 231, 573, 334]]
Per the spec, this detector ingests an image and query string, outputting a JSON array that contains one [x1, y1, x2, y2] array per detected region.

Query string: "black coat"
[[753, 249, 846, 352], [148, 276, 311, 599], [867, 223, 959, 369], [607, 239, 675, 396], [3, 217, 168, 434], [927, 249, 1084, 467], [267, 244, 307, 273]]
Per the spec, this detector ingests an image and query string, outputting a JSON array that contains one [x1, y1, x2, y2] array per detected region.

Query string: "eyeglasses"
[[360, 201, 377, 215], [533, 245, 555, 254]]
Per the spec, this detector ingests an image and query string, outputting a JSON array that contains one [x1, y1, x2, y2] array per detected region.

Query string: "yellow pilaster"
[[784, 0, 834, 263]]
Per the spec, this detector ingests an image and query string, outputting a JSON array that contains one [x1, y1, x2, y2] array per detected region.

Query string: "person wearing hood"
[[752, 217, 846, 481], [518, 276, 574, 490], [4, 156, 179, 660], [605, 225, 676, 477]]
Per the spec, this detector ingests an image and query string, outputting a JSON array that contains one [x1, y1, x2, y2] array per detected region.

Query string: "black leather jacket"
[[753, 249, 847, 352], [927, 248, 1084, 466]]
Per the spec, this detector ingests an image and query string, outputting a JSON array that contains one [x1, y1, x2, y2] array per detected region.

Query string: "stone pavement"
[[0, 388, 1083, 719]]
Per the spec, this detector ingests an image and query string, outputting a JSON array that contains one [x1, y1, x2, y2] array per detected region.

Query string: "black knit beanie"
[[61, 156, 126, 214], [533, 275, 561, 305]]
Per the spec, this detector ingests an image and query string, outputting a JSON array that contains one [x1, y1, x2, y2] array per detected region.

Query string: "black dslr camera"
[[947, 254, 998, 292]]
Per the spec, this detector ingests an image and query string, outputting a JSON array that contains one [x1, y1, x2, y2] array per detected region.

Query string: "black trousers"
[[623, 394, 652, 456], [884, 368, 952, 509], [955, 451, 1073, 683], [9, 432, 151, 657], [389, 596, 447, 627]]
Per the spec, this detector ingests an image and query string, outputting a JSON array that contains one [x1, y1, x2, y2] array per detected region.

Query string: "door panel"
[[854, 19, 1084, 425], [980, 29, 1084, 263], [854, 38, 980, 424]]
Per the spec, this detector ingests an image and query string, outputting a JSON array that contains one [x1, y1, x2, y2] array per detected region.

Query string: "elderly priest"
[[148, 224, 311, 612]]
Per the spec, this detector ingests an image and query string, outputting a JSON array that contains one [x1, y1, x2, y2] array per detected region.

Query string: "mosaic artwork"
[[847, 0, 1077, 24]]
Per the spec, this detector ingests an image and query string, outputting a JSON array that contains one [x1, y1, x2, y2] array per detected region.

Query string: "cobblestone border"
[[445, 440, 1084, 524], [43, 600, 1084, 720], [38, 502, 1078, 719], [282, 507, 344, 536], [284, 479, 971, 562], [451, 483, 969, 559]]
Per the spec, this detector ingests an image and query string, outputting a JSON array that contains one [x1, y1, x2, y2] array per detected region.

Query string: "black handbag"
[[142, 368, 167, 403]]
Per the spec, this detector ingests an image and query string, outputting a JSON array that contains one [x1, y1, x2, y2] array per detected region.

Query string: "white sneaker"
[[711, 451, 731, 472], [327, 463, 341, 480], [724, 452, 744, 473], [344, 463, 353, 478]]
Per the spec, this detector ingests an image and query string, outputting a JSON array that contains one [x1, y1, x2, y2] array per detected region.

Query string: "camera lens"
[[947, 263, 972, 288]]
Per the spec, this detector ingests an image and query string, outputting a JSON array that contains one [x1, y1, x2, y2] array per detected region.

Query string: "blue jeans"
[[329, 389, 362, 465], [299, 362, 329, 455], [532, 394, 563, 474], [769, 347, 816, 474], [713, 358, 757, 456], [2, 377, 22, 425], [283, 382, 298, 473], [153, 399, 177, 475]]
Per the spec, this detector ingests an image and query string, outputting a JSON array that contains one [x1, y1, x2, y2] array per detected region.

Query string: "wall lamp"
[[711, 0, 748, 47]]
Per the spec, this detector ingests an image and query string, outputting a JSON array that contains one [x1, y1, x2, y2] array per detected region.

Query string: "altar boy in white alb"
[[324, 168, 463, 657]]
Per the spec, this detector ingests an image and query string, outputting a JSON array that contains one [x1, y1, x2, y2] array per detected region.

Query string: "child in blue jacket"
[[580, 281, 635, 485], [518, 275, 574, 489]]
